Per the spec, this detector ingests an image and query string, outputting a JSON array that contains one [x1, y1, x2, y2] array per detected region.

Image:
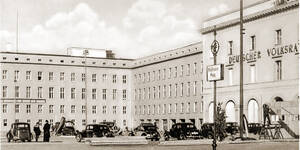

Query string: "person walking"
[[43, 120, 51, 142], [33, 122, 41, 142]]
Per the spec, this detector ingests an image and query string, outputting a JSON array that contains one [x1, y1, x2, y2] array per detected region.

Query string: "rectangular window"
[[250, 35, 256, 50], [153, 87, 156, 99], [168, 104, 172, 114], [139, 89, 142, 100], [82, 73, 86, 82], [14, 70, 19, 81], [92, 74, 97, 82], [174, 67, 177, 78], [143, 105, 146, 114], [37, 71, 42, 80], [2, 70, 7, 79], [187, 82, 190, 96], [60, 87, 64, 99], [38, 87, 42, 98], [49, 105, 53, 113], [26, 71, 31, 80], [71, 88, 75, 99], [187, 102, 190, 113], [157, 105, 160, 114], [102, 89, 107, 100], [48, 72, 53, 81], [200, 101, 203, 113], [15, 86, 19, 98], [60, 105, 65, 113], [275, 60, 282, 80], [82, 105, 86, 114], [175, 84, 178, 97], [180, 83, 184, 97], [38, 105, 42, 113], [123, 106, 127, 114], [228, 68, 233, 86], [163, 104, 166, 114], [158, 70, 161, 80], [113, 75, 117, 83], [148, 72, 150, 82], [2, 86, 7, 98], [113, 106, 117, 114], [92, 105, 97, 114], [113, 89, 117, 100], [148, 87, 151, 99], [102, 74, 107, 82], [194, 63, 197, 74], [228, 41, 233, 55], [122, 89, 127, 100], [180, 65, 184, 76], [152, 71, 155, 81], [163, 69, 166, 79], [187, 64, 190, 76], [81, 88, 86, 99], [168, 84, 172, 98], [26, 86, 31, 98], [92, 89, 97, 99], [174, 103, 177, 113], [71, 105, 75, 113], [122, 75, 127, 84], [123, 120, 126, 127], [3, 119, 7, 126], [102, 106, 107, 114], [168, 68, 171, 79], [71, 73, 75, 81], [3, 104, 7, 113], [163, 85, 166, 98], [193, 81, 197, 96], [82, 119, 86, 126], [15, 104, 20, 113], [275, 29, 282, 45], [250, 65, 256, 83], [180, 103, 184, 113], [60, 72, 64, 80], [147, 105, 150, 115]]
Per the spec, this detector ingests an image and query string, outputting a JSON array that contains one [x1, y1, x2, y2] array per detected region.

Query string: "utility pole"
[[239, 0, 244, 139], [83, 50, 89, 125]]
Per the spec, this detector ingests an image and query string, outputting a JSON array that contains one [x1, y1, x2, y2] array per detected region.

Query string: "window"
[[60, 72, 64, 80], [2, 70, 7, 79], [82, 73, 86, 82], [148, 72, 150, 82], [14, 70, 19, 81], [187, 64, 190, 76], [92, 105, 97, 114], [180, 65, 184, 76], [122, 75, 127, 84], [148, 87, 151, 99], [152, 71, 155, 81], [3, 119, 7, 126], [2, 86, 7, 98], [139, 89, 142, 100], [143, 105, 146, 114], [143, 88, 146, 100], [250, 65, 256, 83], [163, 69, 166, 79], [48, 72, 53, 81], [102, 89, 107, 100], [168, 84, 172, 98], [3, 104, 7, 113], [123, 106, 127, 114], [38, 105, 43, 113], [158, 70, 161, 80], [26, 71, 31, 80], [175, 84, 178, 97], [180, 83, 184, 97], [102, 106, 107, 114], [37, 71, 42, 80], [275, 29, 282, 45], [92, 74, 97, 82], [15, 86, 19, 98], [60, 87, 64, 99], [71, 73, 75, 81], [200, 101, 204, 113], [123, 120, 126, 127], [82, 119, 86, 126], [174, 103, 177, 113], [193, 81, 197, 96], [168, 68, 171, 78], [113, 75, 117, 83], [250, 35, 256, 50], [163, 104, 166, 114], [158, 86, 161, 99], [49, 105, 53, 113], [228, 68, 233, 85], [71, 88, 75, 99], [153, 87, 156, 99], [71, 105, 75, 113], [15, 104, 20, 113], [113, 106, 117, 114], [26, 86, 31, 98], [102, 74, 107, 82], [143, 73, 145, 82], [228, 41, 233, 55], [187, 82, 190, 96], [275, 60, 282, 80], [113, 89, 117, 100], [157, 105, 160, 114], [174, 67, 177, 78], [92, 89, 97, 99], [180, 103, 184, 113], [60, 105, 65, 113], [163, 85, 166, 98], [194, 63, 197, 74], [82, 88, 86, 99], [168, 104, 172, 113], [122, 89, 127, 100], [82, 105, 86, 114], [38, 87, 42, 98]]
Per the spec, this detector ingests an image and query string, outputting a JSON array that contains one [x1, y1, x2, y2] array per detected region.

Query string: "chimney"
[[106, 50, 115, 59]]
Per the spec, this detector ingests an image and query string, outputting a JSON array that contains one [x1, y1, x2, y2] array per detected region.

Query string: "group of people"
[[33, 120, 51, 142]]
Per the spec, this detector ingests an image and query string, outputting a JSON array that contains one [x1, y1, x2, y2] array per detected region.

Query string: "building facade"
[[201, 0, 299, 137]]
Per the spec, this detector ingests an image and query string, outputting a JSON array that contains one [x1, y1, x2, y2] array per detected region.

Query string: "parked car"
[[6, 122, 32, 142], [61, 121, 76, 136], [201, 123, 214, 139], [75, 124, 113, 142], [133, 123, 160, 141], [99, 122, 120, 134], [225, 122, 239, 135], [248, 123, 262, 135], [166, 122, 201, 140]]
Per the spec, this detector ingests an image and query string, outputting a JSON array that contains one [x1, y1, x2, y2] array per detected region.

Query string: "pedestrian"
[[33, 122, 41, 142], [43, 120, 51, 142]]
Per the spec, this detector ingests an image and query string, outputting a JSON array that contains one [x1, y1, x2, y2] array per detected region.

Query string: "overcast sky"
[[0, 0, 260, 58]]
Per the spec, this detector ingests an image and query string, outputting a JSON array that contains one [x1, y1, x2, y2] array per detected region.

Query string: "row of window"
[[2, 70, 127, 83], [134, 81, 199, 100], [2, 104, 127, 115], [2, 86, 127, 100], [226, 29, 282, 55], [134, 62, 201, 83], [134, 101, 203, 115]]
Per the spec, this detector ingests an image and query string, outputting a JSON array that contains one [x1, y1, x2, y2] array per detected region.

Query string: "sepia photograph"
[[0, 0, 299, 150]]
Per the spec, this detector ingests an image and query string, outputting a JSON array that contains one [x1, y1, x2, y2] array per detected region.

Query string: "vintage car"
[[99, 122, 120, 134], [75, 124, 114, 142], [225, 122, 239, 135], [133, 123, 160, 141], [61, 121, 76, 136], [201, 123, 214, 139], [165, 122, 201, 140], [6, 122, 33, 142], [248, 123, 262, 135]]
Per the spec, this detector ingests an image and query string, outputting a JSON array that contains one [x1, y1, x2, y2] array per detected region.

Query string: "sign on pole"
[[207, 64, 224, 81]]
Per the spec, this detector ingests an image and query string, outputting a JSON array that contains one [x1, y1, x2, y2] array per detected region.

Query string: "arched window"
[[225, 101, 235, 122], [208, 102, 214, 123], [248, 99, 259, 123]]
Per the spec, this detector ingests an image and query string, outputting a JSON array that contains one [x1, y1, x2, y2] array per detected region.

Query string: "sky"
[[0, 0, 261, 58]]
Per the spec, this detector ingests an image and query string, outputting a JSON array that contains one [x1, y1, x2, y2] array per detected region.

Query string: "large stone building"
[[200, 0, 299, 137]]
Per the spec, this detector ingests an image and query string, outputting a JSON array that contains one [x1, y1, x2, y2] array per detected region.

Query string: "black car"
[[201, 123, 214, 139], [61, 121, 76, 136], [99, 122, 120, 134], [166, 122, 201, 140], [134, 123, 160, 141], [225, 122, 239, 135], [248, 123, 262, 135], [75, 124, 113, 142], [7, 122, 33, 142]]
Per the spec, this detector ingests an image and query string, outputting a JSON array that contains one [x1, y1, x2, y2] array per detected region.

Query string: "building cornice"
[[200, 1, 299, 34]]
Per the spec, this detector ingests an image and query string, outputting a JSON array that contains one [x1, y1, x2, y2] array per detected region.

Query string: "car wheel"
[[179, 134, 186, 140], [208, 134, 213, 139], [76, 134, 82, 142]]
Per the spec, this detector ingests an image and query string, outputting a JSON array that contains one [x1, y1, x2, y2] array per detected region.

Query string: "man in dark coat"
[[43, 120, 51, 142], [33, 122, 41, 142]]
